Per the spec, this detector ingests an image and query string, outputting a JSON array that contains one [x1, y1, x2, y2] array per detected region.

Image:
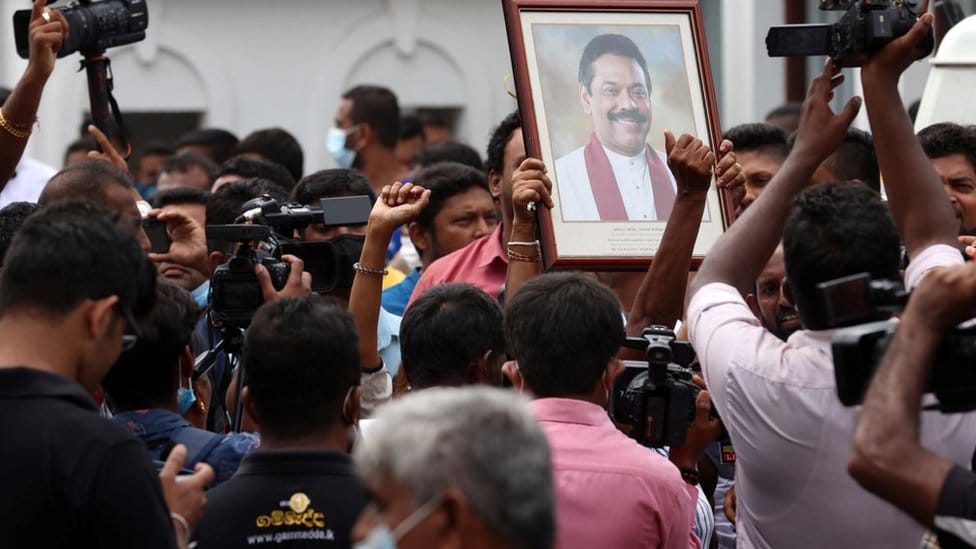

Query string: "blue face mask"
[[191, 280, 210, 310], [327, 127, 358, 169], [353, 496, 442, 549], [178, 386, 197, 416]]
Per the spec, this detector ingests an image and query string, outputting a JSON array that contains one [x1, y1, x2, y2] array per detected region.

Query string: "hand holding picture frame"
[[502, 0, 731, 270]]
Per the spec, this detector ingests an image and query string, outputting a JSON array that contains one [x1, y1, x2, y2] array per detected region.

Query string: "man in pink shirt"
[[408, 112, 524, 303], [503, 272, 700, 549]]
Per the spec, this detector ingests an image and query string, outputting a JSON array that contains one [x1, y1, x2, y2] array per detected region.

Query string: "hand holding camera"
[[767, 0, 932, 68], [25, 0, 68, 82], [669, 375, 723, 470], [612, 326, 711, 448], [256, 255, 312, 302], [861, 2, 935, 84]]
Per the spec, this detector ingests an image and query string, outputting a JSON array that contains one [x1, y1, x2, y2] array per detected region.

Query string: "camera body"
[[13, 0, 149, 58], [206, 195, 370, 327], [207, 225, 289, 328], [766, 0, 931, 67], [211, 251, 289, 327], [823, 272, 976, 412], [610, 326, 701, 448]]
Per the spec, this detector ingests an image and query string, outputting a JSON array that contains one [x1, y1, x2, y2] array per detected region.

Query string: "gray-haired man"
[[352, 387, 554, 549]]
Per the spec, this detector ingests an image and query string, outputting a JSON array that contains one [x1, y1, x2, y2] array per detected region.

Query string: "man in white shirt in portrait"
[[555, 33, 676, 222]]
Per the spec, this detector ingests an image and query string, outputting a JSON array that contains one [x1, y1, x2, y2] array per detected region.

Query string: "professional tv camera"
[[609, 326, 703, 448], [823, 272, 976, 412], [206, 194, 371, 328], [766, 0, 932, 67]]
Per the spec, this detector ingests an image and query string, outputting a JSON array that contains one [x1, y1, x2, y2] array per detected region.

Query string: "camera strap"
[[79, 55, 132, 158]]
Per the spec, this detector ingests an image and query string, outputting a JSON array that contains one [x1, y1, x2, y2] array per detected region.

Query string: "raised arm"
[[0, 0, 67, 185], [849, 262, 976, 527], [504, 158, 553, 303], [690, 61, 861, 297], [627, 131, 741, 336], [349, 182, 430, 372], [859, 10, 956, 256]]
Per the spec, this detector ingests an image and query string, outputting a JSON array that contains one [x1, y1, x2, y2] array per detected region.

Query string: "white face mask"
[[327, 126, 359, 169], [353, 496, 442, 549]]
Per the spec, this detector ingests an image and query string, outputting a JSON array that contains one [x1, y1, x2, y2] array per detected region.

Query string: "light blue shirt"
[[377, 308, 402, 377]]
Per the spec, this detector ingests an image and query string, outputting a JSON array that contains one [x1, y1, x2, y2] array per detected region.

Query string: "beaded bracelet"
[[507, 248, 542, 263], [353, 262, 388, 276]]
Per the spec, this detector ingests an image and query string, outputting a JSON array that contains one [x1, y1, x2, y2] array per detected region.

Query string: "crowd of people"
[[4, 0, 976, 547]]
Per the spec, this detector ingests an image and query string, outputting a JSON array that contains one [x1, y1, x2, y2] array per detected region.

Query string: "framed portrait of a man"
[[503, 0, 729, 270]]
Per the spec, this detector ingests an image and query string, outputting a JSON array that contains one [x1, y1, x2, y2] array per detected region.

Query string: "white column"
[[720, 0, 787, 129], [720, 0, 757, 128]]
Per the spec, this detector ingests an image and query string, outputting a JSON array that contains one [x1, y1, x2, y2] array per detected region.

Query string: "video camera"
[[13, 0, 148, 58], [206, 194, 371, 328], [610, 326, 703, 448], [823, 272, 976, 412], [766, 0, 933, 67], [13, 0, 151, 155]]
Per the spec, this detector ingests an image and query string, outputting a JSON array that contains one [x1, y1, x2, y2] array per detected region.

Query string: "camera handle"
[[210, 326, 248, 433], [193, 322, 247, 433], [229, 352, 247, 433], [79, 54, 131, 158]]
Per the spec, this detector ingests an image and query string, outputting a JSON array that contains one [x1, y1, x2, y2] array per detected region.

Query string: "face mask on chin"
[[353, 495, 443, 549], [190, 280, 210, 310], [177, 381, 197, 416]]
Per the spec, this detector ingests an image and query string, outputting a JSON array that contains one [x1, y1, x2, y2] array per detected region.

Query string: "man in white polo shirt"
[[687, 17, 976, 549]]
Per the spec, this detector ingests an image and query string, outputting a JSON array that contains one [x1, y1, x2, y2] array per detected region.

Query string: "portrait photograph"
[[504, 0, 728, 269]]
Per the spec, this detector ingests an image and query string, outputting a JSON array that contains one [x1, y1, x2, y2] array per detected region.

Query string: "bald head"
[[40, 161, 148, 251], [40, 161, 134, 206]]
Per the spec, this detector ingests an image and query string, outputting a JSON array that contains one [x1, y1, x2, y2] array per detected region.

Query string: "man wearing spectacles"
[[0, 201, 213, 549]]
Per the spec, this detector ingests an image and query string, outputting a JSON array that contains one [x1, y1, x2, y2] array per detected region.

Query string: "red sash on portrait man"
[[582, 132, 674, 221]]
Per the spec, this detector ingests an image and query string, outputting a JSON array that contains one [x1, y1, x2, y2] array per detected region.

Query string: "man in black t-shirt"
[[0, 201, 213, 549], [192, 297, 368, 548]]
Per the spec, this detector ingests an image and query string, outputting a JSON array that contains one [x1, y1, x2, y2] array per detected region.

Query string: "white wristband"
[[171, 512, 190, 545]]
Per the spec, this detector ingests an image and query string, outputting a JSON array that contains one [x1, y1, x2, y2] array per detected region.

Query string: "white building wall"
[[0, 0, 815, 170], [3, 0, 521, 170]]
